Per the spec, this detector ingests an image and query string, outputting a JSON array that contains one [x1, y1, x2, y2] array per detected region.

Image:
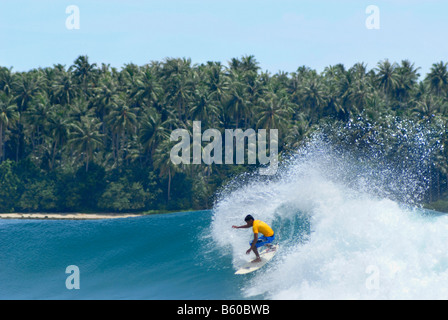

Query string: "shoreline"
[[0, 213, 143, 220], [0, 209, 206, 220]]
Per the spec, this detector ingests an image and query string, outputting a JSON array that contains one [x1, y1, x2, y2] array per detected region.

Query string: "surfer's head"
[[245, 215, 255, 225]]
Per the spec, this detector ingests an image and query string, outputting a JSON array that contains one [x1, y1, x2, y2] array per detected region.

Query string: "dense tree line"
[[0, 55, 447, 213]]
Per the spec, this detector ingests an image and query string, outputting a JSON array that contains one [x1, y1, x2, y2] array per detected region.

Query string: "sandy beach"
[[0, 213, 142, 220]]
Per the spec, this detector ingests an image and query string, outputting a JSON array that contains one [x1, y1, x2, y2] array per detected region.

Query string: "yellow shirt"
[[253, 220, 274, 237]]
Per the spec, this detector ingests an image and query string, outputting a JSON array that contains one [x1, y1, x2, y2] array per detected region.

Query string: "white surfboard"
[[235, 244, 279, 275]]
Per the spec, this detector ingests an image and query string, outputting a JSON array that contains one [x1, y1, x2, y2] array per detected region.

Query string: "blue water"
[[3, 133, 448, 300], [0, 211, 246, 300], [2, 198, 448, 299]]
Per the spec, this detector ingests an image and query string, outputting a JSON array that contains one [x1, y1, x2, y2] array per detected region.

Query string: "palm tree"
[[203, 61, 229, 104], [396, 60, 420, 94], [92, 72, 118, 139], [346, 69, 373, 116], [0, 67, 15, 96], [153, 139, 180, 203], [72, 55, 97, 96], [139, 108, 172, 163], [300, 74, 326, 123], [161, 58, 194, 122], [256, 89, 293, 134], [392, 61, 419, 109], [69, 116, 104, 172], [119, 63, 140, 91], [24, 93, 54, 153], [284, 113, 310, 150], [13, 72, 43, 112], [52, 70, 78, 105], [321, 66, 348, 119], [412, 94, 444, 120], [131, 65, 161, 108], [376, 59, 399, 103], [47, 106, 70, 170], [107, 93, 139, 165], [189, 85, 220, 127], [240, 55, 261, 74], [224, 72, 251, 128], [69, 96, 94, 122], [337, 69, 358, 119], [426, 61, 448, 97], [324, 80, 344, 119], [0, 93, 19, 160]]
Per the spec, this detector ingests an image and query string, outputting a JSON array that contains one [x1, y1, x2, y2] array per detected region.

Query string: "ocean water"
[[0, 210, 244, 300], [2, 132, 448, 300], [2, 203, 447, 300]]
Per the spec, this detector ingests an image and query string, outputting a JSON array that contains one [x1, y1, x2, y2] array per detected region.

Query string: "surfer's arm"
[[232, 224, 251, 229]]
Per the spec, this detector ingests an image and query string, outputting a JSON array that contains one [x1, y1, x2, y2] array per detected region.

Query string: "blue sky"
[[0, 0, 447, 77]]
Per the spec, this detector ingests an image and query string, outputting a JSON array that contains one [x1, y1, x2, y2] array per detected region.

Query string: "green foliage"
[[75, 163, 107, 210], [19, 180, 58, 212], [98, 178, 149, 212], [0, 55, 447, 213], [0, 161, 20, 212]]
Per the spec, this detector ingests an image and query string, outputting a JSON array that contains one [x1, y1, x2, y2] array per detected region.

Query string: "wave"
[[210, 127, 448, 300]]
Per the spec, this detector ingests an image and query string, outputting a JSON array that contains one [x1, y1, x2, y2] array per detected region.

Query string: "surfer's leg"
[[251, 247, 261, 263], [257, 235, 266, 246], [250, 236, 267, 248]]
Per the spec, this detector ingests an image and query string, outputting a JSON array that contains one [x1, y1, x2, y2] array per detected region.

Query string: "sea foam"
[[211, 127, 448, 300]]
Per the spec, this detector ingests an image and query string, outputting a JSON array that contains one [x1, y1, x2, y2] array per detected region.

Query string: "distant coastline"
[[0, 213, 142, 220], [0, 209, 202, 220]]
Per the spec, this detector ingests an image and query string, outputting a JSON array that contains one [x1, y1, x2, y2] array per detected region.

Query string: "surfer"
[[232, 215, 275, 263]]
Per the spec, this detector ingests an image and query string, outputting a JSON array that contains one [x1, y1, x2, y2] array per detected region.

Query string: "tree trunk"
[[0, 122, 3, 160], [51, 139, 58, 171], [168, 167, 171, 202], [116, 132, 120, 165]]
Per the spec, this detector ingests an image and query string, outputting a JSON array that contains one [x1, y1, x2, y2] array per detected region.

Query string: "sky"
[[0, 0, 447, 77]]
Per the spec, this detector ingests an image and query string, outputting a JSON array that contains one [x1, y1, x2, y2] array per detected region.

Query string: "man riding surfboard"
[[232, 215, 275, 263]]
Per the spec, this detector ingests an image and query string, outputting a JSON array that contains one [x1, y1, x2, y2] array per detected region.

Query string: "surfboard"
[[235, 244, 279, 275]]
